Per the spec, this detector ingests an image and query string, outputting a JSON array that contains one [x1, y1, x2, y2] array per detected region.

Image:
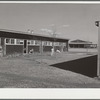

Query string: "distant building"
[[69, 39, 97, 48]]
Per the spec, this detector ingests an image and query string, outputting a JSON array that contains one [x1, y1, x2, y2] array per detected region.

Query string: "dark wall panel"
[[28, 45, 39, 53], [6, 45, 23, 55], [51, 55, 97, 77], [63, 46, 67, 51], [43, 46, 63, 52], [55, 46, 60, 51], [43, 46, 52, 52]]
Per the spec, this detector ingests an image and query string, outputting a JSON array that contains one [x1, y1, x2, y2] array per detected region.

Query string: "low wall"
[[51, 55, 97, 77]]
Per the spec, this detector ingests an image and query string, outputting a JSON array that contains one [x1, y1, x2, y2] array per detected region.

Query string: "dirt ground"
[[0, 52, 100, 88]]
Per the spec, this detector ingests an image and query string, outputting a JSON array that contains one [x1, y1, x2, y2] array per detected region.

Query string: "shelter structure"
[[69, 39, 97, 48], [0, 29, 69, 56]]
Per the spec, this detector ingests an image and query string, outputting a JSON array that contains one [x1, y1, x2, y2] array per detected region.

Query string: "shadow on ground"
[[51, 55, 97, 77]]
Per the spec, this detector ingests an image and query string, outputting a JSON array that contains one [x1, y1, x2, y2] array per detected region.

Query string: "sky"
[[0, 3, 99, 43]]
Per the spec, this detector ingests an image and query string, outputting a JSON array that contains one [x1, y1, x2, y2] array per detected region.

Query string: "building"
[[69, 39, 97, 48], [0, 29, 69, 56]]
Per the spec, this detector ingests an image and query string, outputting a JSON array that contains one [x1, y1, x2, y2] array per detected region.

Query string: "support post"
[[40, 40, 43, 63], [40, 40, 43, 54], [97, 25, 100, 76], [95, 21, 100, 77], [61, 43, 64, 52], [66, 41, 69, 52], [52, 39, 55, 52], [1, 38, 6, 56], [23, 40, 28, 54]]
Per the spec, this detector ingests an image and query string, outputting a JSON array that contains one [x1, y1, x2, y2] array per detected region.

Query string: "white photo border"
[[0, 1, 100, 99]]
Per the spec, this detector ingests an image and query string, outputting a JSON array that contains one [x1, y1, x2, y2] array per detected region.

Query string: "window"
[[43, 41, 47, 46], [42, 41, 44, 46], [31, 40, 35, 45], [47, 41, 50, 46], [11, 39, 15, 44], [50, 42, 52, 46], [59, 42, 63, 46], [63, 43, 66, 46], [27, 40, 35, 45], [54, 42, 59, 46], [6, 38, 10, 44], [16, 39, 24, 44], [16, 39, 20, 44], [35, 40, 40, 45], [28, 40, 31, 45], [20, 40, 24, 44], [5, 38, 15, 44]]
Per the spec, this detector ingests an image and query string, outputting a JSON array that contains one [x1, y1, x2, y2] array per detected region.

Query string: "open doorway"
[[23, 40, 27, 54]]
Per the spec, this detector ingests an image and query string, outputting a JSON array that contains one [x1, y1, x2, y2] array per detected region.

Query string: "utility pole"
[[95, 21, 100, 77]]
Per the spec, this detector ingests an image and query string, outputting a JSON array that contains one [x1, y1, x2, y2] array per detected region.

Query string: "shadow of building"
[[51, 55, 97, 77]]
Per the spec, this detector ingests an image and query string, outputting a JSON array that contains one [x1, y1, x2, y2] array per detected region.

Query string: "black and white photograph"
[[0, 1, 100, 88]]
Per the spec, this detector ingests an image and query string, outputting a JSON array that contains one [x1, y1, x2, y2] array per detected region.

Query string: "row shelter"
[[69, 39, 97, 48], [0, 29, 69, 56]]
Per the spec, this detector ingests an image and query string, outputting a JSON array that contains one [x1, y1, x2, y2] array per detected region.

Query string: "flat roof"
[[0, 29, 69, 42]]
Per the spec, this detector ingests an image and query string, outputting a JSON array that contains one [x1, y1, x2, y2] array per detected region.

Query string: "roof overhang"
[[69, 43, 92, 44], [0, 29, 69, 42]]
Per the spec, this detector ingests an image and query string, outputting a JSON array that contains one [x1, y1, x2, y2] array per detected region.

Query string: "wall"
[[6, 45, 23, 55], [28, 45, 40, 53], [6, 44, 68, 55], [28, 45, 67, 53], [43, 46, 63, 52], [43, 46, 52, 52]]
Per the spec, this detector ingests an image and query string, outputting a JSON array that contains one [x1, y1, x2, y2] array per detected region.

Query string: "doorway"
[[23, 40, 28, 53]]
